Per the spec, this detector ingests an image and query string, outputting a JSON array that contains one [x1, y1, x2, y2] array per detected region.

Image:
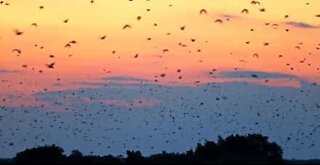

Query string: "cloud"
[[217, 13, 239, 19], [286, 21, 319, 29], [219, 71, 301, 80], [76, 76, 152, 87], [207, 70, 307, 88], [0, 69, 18, 74], [99, 98, 160, 108], [52, 82, 64, 87], [103, 76, 150, 82]]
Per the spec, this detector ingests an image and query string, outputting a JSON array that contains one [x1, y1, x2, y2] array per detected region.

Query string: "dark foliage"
[[126, 151, 144, 164], [15, 145, 65, 164], [216, 134, 283, 164], [8, 134, 283, 164]]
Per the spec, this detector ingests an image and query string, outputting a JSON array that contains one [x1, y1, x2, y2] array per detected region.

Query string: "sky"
[[0, 0, 320, 159]]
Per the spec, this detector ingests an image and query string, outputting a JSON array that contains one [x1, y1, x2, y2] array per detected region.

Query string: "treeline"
[[3, 134, 284, 164]]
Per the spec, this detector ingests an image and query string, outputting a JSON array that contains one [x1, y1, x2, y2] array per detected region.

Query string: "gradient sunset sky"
[[1, 0, 320, 82], [1, 0, 320, 159]]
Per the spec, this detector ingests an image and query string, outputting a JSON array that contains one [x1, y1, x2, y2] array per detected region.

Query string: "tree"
[[68, 150, 83, 163], [194, 141, 220, 161], [15, 145, 66, 164], [10, 133, 283, 164], [217, 134, 283, 164], [126, 150, 144, 164]]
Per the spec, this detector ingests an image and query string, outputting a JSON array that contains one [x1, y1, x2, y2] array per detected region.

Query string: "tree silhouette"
[[68, 150, 83, 164], [147, 151, 189, 164], [217, 134, 283, 164], [194, 141, 220, 162], [8, 134, 284, 164], [15, 145, 66, 164], [126, 150, 144, 164]]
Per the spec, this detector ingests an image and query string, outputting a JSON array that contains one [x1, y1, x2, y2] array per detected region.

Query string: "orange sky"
[[0, 0, 320, 90]]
